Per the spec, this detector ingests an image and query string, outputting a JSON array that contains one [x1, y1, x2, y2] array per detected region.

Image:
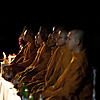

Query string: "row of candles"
[[2, 52, 16, 64], [1, 52, 16, 76]]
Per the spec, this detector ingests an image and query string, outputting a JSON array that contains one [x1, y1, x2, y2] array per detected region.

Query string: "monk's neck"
[[72, 47, 84, 53]]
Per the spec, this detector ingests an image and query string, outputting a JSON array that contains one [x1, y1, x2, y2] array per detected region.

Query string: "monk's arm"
[[17, 48, 37, 67], [45, 63, 61, 88], [62, 64, 85, 99], [34, 51, 51, 72], [43, 61, 86, 99], [11, 49, 24, 64], [31, 70, 46, 81]]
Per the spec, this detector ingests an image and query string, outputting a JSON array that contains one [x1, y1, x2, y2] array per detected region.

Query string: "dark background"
[[0, 2, 100, 61], [0, 1, 99, 99], [0, 1, 99, 57], [0, 1, 99, 54], [0, 1, 100, 66]]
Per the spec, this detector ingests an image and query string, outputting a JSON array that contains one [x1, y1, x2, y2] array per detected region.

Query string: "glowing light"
[[3, 52, 6, 58], [53, 27, 55, 31], [24, 30, 27, 36]]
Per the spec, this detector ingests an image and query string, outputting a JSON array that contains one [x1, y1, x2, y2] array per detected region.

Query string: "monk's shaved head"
[[72, 29, 85, 43], [66, 29, 85, 53]]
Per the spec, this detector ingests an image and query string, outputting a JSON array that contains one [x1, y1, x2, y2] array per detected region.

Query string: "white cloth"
[[0, 74, 21, 100], [0, 63, 8, 76]]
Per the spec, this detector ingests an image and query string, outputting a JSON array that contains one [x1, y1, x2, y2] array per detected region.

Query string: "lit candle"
[[8, 53, 16, 64], [1, 62, 3, 76], [3, 52, 6, 63], [3, 52, 6, 58], [24, 30, 27, 36]]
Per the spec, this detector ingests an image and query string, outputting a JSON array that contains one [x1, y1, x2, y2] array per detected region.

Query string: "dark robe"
[[7, 41, 38, 75], [27, 46, 72, 100], [42, 49, 93, 100], [19, 42, 51, 85]]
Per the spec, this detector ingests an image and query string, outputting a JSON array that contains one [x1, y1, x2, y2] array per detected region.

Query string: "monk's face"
[[37, 32, 43, 45], [35, 35, 40, 47], [66, 31, 76, 51], [56, 30, 66, 46], [23, 30, 27, 42], [47, 33, 56, 47], [23, 29, 32, 42]]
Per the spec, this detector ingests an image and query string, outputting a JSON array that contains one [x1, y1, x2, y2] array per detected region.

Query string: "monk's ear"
[[76, 39, 81, 45]]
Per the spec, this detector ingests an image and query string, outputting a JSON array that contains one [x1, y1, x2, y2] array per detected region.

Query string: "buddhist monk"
[[44, 26, 67, 82], [17, 33, 40, 77], [42, 29, 93, 100], [4, 27, 38, 77], [10, 25, 27, 64], [44, 30, 72, 89], [3, 27, 27, 72], [30, 29, 72, 100], [18, 25, 63, 81], [12, 33, 40, 82], [25, 25, 60, 92], [18, 26, 52, 86]]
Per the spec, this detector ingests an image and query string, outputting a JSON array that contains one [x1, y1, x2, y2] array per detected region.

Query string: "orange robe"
[[28, 46, 58, 82], [9, 42, 38, 74], [18, 43, 44, 82], [19, 42, 51, 84], [25, 46, 58, 92], [31, 46, 60, 83], [45, 47, 72, 88], [29, 46, 72, 96], [11, 42, 28, 64], [42, 49, 93, 100]]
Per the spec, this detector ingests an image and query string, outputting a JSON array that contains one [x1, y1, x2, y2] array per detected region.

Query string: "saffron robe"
[[25, 46, 58, 92], [11, 42, 28, 64], [8, 41, 38, 74], [28, 46, 58, 82], [42, 49, 93, 100], [29, 46, 72, 96], [19, 42, 51, 84], [45, 47, 72, 88]]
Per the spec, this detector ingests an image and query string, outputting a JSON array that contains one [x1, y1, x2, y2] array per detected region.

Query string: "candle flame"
[[3, 52, 6, 58]]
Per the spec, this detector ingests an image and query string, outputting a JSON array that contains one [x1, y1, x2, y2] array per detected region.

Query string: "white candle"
[[3, 52, 6, 63], [3, 52, 6, 58], [8, 54, 16, 64], [1, 62, 3, 76]]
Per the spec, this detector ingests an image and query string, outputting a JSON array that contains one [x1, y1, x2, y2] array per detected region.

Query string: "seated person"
[[18, 26, 52, 87], [42, 29, 93, 100], [3, 26, 38, 78], [30, 28, 72, 100], [15, 33, 40, 79], [25, 25, 61, 92], [44, 29, 72, 89], [27, 25, 64, 83], [4, 26, 27, 67]]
